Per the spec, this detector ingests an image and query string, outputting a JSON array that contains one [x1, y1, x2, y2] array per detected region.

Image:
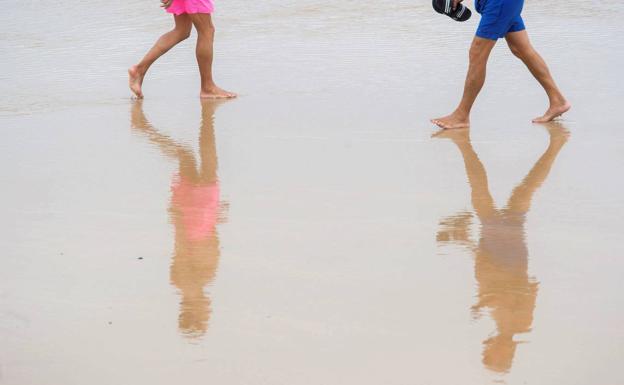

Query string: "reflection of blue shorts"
[[475, 0, 526, 40]]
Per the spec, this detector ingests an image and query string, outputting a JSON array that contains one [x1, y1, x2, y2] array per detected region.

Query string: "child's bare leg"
[[189, 14, 236, 99], [128, 15, 192, 98]]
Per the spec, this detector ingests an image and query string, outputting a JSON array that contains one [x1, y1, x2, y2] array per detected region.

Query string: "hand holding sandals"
[[432, 0, 472, 22]]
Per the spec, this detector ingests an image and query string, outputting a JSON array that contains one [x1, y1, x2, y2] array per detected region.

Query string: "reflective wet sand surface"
[[1, 1, 624, 384]]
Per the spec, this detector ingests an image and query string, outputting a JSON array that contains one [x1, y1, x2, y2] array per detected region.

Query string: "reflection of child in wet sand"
[[128, 0, 236, 99], [435, 124, 569, 372], [131, 100, 227, 338]]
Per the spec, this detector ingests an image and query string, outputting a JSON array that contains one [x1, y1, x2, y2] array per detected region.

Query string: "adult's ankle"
[[549, 94, 567, 106]]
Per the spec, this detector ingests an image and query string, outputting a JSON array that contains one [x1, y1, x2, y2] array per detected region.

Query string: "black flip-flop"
[[432, 0, 472, 22]]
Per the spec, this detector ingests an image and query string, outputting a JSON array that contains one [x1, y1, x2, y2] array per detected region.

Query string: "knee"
[[174, 28, 191, 41], [198, 23, 215, 36], [468, 45, 486, 65], [508, 44, 523, 58], [180, 29, 192, 40], [508, 43, 531, 60], [468, 39, 493, 63]]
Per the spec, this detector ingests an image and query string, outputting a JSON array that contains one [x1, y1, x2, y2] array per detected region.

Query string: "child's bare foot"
[[128, 65, 144, 99], [200, 85, 237, 99], [130, 99, 148, 133], [431, 127, 469, 142], [431, 111, 470, 130], [532, 101, 571, 123]]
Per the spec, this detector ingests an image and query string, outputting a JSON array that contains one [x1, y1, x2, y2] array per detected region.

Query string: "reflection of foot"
[[200, 98, 234, 123], [130, 99, 149, 132], [200, 85, 237, 99], [432, 126, 470, 143], [532, 101, 571, 123], [431, 112, 470, 129], [540, 121, 571, 146], [128, 65, 144, 99]]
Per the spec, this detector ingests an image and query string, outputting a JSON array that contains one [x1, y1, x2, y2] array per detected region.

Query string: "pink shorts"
[[166, 0, 214, 15]]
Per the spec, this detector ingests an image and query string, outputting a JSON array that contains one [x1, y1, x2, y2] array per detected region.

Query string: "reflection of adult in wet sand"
[[435, 123, 568, 372], [131, 100, 227, 338]]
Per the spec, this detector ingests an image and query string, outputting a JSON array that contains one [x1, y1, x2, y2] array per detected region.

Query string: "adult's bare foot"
[[200, 85, 237, 99], [128, 65, 144, 99], [538, 121, 570, 147], [431, 112, 470, 130], [532, 101, 571, 123]]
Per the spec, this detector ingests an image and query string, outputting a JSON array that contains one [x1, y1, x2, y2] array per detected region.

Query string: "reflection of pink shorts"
[[171, 174, 220, 242], [166, 0, 214, 15]]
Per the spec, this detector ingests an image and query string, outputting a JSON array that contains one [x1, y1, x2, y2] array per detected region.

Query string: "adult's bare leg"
[[432, 37, 497, 129], [505, 30, 571, 122]]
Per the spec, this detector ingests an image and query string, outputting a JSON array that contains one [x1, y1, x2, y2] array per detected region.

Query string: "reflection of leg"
[[198, 100, 224, 183], [189, 14, 237, 99], [432, 37, 497, 129], [128, 15, 192, 98], [505, 123, 569, 214], [458, 141, 497, 219], [130, 100, 198, 175], [505, 31, 571, 122], [435, 129, 497, 218]]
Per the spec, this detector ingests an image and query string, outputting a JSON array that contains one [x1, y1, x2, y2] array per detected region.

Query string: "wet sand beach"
[[1, 1, 623, 384]]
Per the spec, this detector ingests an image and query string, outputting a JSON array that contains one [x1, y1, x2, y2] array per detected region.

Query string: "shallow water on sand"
[[1, 1, 623, 385]]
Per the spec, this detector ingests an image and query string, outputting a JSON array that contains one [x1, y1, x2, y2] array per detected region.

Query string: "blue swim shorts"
[[475, 0, 526, 40]]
